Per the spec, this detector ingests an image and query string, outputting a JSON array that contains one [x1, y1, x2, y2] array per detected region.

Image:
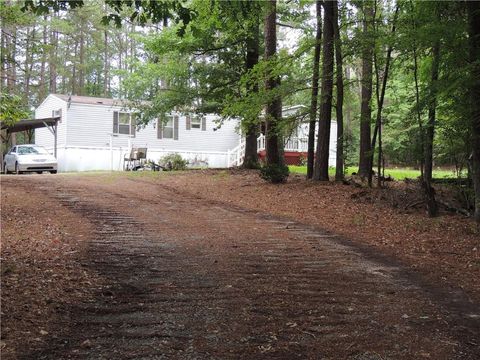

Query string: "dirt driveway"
[[2, 174, 479, 359]]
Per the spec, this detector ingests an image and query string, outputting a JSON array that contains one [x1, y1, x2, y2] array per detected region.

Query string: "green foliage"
[[8, 0, 476, 185], [120, 0, 264, 126], [289, 165, 459, 181], [0, 93, 30, 126], [159, 153, 188, 171], [22, 0, 194, 34], [260, 164, 290, 184]]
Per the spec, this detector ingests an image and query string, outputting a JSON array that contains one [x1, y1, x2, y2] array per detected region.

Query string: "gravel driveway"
[[4, 174, 479, 359]]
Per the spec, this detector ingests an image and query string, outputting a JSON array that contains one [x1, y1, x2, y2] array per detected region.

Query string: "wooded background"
[[1, 0, 479, 221]]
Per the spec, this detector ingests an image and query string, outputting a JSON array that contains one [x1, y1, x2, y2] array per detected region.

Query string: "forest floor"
[[1, 171, 479, 359]]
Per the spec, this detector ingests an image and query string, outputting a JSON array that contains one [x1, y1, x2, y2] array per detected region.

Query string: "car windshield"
[[17, 146, 49, 155]]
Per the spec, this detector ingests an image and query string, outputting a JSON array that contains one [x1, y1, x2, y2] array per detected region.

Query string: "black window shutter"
[[130, 114, 136, 137], [157, 118, 163, 139], [186, 115, 191, 130], [174, 115, 179, 140], [113, 111, 119, 133], [201, 116, 206, 131]]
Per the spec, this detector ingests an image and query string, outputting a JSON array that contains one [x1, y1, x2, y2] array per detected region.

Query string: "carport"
[[1, 116, 61, 158]]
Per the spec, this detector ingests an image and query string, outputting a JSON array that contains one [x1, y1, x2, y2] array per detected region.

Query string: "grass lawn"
[[288, 166, 459, 180]]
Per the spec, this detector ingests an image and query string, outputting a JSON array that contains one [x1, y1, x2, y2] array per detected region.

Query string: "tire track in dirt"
[[15, 176, 479, 359]]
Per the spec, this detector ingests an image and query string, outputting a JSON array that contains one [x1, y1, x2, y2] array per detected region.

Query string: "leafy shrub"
[[259, 164, 290, 183], [159, 153, 188, 171]]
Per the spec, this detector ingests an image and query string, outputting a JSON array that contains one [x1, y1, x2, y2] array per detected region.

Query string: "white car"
[[3, 145, 57, 174]]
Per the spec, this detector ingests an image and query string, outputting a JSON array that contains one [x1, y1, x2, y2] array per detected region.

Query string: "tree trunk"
[[423, 43, 440, 217], [243, 10, 260, 169], [78, 26, 85, 95], [313, 0, 334, 181], [378, 115, 382, 187], [467, 1, 480, 223], [344, 66, 352, 163], [118, 33, 122, 92], [6, 13, 17, 93], [1, 7, 7, 91], [25, 25, 38, 101], [130, 23, 135, 74], [24, 27, 32, 101], [358, 3, 374, 178], [307, 1, 322, 179], [49, 12, 58, 94], [61, 35, 69, 93], [369, 5, 399, 187], [124, 30, 129, 74], [72, 39, 78, 95], [39, 17, 48, 101], [103, 28, 110, 96], [413, 46, 425, 178], [264, 0, 282, 166], [333, 1, 344, 182]]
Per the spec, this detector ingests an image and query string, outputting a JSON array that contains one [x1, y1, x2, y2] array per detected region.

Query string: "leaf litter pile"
[[158, 169, 480, 303], [1, 183, 102, 359]]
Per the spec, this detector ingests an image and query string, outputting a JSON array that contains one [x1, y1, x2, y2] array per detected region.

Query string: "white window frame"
[[115, 112, 135, 136], [163, 115, 174, 139], [191, 115, 202, 129]]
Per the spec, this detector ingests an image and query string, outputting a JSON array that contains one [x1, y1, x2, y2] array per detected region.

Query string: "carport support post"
[[54, 122, 57, 158]]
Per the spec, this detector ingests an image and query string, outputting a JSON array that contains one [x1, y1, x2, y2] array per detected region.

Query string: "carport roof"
[[0, 117, 60, 133]]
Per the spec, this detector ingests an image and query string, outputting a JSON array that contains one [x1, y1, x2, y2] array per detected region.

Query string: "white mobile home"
[[35, 94, 241, 171], [35, 95, 337, 172]]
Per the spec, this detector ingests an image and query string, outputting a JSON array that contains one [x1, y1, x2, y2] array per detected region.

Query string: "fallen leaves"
[[1, 183, 101, 359], [158, 169, 480, 304]]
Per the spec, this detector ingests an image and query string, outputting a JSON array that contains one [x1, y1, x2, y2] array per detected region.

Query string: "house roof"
[[52, 94, 126, 107]]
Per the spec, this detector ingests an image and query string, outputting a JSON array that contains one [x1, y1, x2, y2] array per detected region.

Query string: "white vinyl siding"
[[64, 102, 239, 152], [34, 94, 68, 148]]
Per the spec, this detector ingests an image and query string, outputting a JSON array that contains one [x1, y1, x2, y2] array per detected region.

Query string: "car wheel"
[[36, 171, 43, 174], [15, 162, 21, 175], [50, 170, 57, 174]]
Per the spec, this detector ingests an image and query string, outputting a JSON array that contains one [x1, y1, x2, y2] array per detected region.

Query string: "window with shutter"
[[118, 113, 130, 134], [186, 115, 191, 130], [163, 115, 174, 138], [191, 115, 201, 129], [113, 111, 136, 136]]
